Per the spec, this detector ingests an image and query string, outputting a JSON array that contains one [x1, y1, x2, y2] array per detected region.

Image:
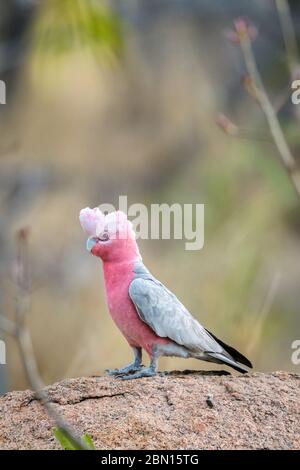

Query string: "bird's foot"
[[119, 366, 156, 380], [105, 363, 142, 377]]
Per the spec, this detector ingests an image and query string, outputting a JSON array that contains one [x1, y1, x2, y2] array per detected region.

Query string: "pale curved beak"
[[86, 237, 97, 252]]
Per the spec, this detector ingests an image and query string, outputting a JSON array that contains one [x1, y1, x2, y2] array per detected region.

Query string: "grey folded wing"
[[129, 277, 223, 354]]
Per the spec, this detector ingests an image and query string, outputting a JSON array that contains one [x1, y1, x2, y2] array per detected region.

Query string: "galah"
[[79, 207, 252, 379]]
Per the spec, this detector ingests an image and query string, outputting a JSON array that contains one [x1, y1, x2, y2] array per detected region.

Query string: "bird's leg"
[[105, 347, 142, 376], [120, 351, 158, 380]]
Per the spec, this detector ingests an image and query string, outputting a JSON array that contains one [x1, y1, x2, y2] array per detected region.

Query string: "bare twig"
[[275, 0, 299, 77], [215, 113, 272, 143], [0, 229, 89, 450], [0, 316, 17, 336], [273, 85, 292, 113], [239, 29, 300, 200], [246, 272, 281, 355]]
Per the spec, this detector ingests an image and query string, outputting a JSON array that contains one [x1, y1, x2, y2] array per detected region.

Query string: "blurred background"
[[1, 0, 300, 393]]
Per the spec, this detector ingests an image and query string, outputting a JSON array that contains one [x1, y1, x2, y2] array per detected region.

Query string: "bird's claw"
[[105, 364, 143, 377], [119, 367, 156, 380]]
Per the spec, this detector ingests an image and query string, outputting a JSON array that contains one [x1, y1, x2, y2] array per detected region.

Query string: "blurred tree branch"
[[238, 23, 300, 200], [221, 18, 300, 201], [246, 272, 281, 356], [275, 0, 299, 77], [0, 228, 90, 450]]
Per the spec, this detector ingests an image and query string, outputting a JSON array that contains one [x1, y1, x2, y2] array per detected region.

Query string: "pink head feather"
[[79, 207, 105, 237], [100, 211, 135, 240], [79, 208, 135, 240], [80, 207, 139, 262]]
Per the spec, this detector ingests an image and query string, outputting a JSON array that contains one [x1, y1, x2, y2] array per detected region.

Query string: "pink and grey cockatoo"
[[79, 207, 252, 379]]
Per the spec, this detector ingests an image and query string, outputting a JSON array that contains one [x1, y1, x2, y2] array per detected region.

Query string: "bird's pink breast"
[[102, 260, 169, 355]]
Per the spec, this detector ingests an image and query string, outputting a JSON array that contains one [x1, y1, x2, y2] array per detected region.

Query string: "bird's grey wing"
[[129, 277, 224, 354]]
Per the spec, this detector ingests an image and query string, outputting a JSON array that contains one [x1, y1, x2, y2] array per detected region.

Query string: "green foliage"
[[81, 433, 96, 450], [52, 427, 96, 450], [32, 0, 123, 61]]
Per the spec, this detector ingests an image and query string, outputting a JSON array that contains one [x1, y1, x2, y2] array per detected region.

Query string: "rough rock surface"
[[0, 371, 299, 450]]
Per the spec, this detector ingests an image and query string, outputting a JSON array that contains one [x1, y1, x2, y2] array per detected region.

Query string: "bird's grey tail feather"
[[206, 351, 249, 374], [205, 328, 252, 369]]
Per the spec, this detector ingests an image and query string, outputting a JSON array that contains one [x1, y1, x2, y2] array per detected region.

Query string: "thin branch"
[[16, 328, 87, 449], [239, 32, 300, 200], [0, 315, 17, 337], [246, 272, 281, 355], [0, 229, 89, 450], [275, 0, 299, 77], [273, 85, 291, 113], [215, 112, 272, 142]]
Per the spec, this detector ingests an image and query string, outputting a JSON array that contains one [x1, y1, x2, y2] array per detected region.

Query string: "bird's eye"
[[98, 231, 110, 242]]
